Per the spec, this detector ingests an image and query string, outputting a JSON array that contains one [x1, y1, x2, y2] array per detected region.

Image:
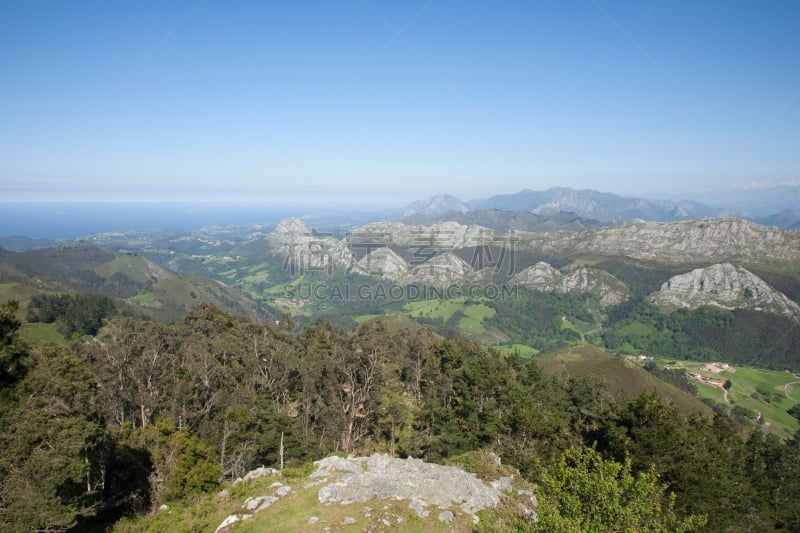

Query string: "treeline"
[[487, 288, 596, 350], [602, 298, 800, 368], [27, 293, 117, 337], [2, 301, 800, 531]]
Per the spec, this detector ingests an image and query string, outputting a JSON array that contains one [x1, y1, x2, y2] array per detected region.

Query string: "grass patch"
[[18, 322, 66, 345], [127, 291, 159, 304], [538, 345, 713, 418], [0, 282, 42, 305], [404, 298, 465, 322], [353, 314, 381, 324], [113, 466, 475, 533], [494, 344, 540, 359], [559, 318, 581, 333], [457, 304, 496, 335], [644, 358, 800, 441]]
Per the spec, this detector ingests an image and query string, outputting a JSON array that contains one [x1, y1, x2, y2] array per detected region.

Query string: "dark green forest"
[[601, 298, 800, 368], [27, 293, 117, 337], [2, 300, 800, 531]]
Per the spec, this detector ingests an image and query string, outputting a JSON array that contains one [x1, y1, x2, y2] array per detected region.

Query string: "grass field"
[[457, 304, 495, 335], [404, 298, 466, 322], [538, 345, 714, 418], [403, 298, 501, 344], [18, 322, 66, 345], [494, 343, 540, 359], [127, 291, 159, 304], [0, 282, 41, 302], [654, 359, 800, 441], [94, 256, 170, 285]]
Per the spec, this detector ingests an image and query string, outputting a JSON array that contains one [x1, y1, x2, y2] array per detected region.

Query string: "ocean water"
[[0, 202, 317, 239]]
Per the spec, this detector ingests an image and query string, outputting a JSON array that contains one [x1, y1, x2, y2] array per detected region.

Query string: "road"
[[785, 381, 800, 401]]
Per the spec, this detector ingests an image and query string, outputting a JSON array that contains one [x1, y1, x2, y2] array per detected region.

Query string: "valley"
[[2, 194, 800, 532]]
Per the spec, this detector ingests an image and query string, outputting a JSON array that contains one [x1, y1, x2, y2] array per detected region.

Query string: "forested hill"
[[2, 301, 800, 531], [0, 244, 274, 323]]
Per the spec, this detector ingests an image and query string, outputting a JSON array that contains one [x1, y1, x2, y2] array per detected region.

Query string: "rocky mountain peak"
[[511, 262, 630, 307], [404, 252, 478, 287], [269, 218, 355, 273], [560, 268, 631, 307], [655, 263, 800, 321], [538, 218, 800, 264], [271, 217, 311, 240], [403, 193, 468, 217], [349, 221, 495, 249], [510, 261, 561, 289], [358, 247, 407, 281]]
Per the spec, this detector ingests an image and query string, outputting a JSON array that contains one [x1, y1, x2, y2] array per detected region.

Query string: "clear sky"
[[1, 0, 799, 204]]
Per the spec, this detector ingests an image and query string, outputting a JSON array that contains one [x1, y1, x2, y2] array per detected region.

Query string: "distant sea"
[[0, 202, 325, 240]]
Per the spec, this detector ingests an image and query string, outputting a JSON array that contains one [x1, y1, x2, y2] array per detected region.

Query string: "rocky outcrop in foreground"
[[311, 454, 501, 515], [214, 453, 538, 531]]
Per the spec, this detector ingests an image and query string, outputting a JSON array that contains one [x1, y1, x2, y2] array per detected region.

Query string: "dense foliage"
[[602, 298, 800, 368], [487, 288, 596, 350], [1, 301, 800, 531], [27, 293, 117, 337]]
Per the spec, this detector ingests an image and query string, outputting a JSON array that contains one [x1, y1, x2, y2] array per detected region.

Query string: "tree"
[[536, 447, 706, 532], [0, 347, 106, 531], [0, 300, 28, 388]]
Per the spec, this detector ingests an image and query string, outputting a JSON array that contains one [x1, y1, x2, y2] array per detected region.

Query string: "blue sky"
[[1, 0, 799, 204]]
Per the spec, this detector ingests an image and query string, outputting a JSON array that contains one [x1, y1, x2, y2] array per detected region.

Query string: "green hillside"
[[94, 255, 173, 285], [658, 359, 800, 441], [538, 345, 714, 418]]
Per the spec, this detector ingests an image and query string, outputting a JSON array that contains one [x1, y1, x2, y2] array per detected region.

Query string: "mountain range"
[[404, 185, 800, 227]]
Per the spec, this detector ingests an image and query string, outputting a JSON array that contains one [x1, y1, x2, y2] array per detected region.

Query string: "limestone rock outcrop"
[[655, 263, 800, 321]]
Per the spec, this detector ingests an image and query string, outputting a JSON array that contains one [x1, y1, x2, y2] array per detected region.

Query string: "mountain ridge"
[[404, 185, 800, 227]]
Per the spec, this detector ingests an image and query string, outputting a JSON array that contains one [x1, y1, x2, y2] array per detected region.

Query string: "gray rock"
[[349, 221, 495, 249], [214, 515, 239, 533], [560, 268, 631, 306], [529, 493, 538, 508], [510, 261, 561, 289], [242, 495, 278, 513], [491, 476, 513, 493], [655, 263, 800, 320], [268, 218, 356, 273], [520, 218, 800, 265], [310, 455, 365, 478], [308, 516, 319, 524], [315, 453, 500, 511], [460, 502, 477, 515], [520, 504, 539, 523], [409, 497, 429, 518], [234, 466, 281, 485], [512, 263, 630, 307], [402, 252, 479, 287], [274, 485, 292, 497], [343, 516, 357, 524], [439, 510, 454, 523], [358, 247, 408, 281]]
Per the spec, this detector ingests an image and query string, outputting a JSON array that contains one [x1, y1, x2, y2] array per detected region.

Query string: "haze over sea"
[[0, 201, 376, 240]]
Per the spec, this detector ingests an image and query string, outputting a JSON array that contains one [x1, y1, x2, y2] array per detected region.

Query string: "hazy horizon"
[[2, 1, 799, 203]]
